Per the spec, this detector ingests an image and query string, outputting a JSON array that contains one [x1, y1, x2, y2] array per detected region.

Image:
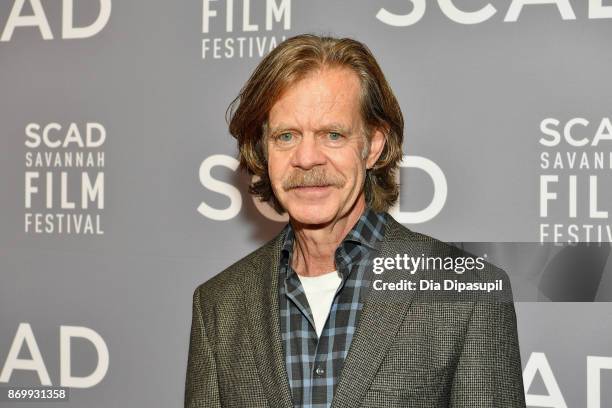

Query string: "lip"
[[290, 185, 333, 196]]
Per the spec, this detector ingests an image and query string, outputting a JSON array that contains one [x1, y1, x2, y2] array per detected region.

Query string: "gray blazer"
[[185, 216, 527, 407]]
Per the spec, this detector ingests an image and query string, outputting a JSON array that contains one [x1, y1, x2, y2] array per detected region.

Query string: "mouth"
[[294, 184, 330, 189], [290, 185, 333, 194]]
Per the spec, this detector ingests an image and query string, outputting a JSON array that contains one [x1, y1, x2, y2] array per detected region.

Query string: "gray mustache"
[[282, 168, 346, 190]]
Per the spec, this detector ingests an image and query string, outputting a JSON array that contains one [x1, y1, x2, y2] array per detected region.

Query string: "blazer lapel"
[[244, 233, 294, 408], [331, 217, 420, 408]]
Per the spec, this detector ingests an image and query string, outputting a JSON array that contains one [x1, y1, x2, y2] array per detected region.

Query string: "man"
[[185, 34, 526, 407]]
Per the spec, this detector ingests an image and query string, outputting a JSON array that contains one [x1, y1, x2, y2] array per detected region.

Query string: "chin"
[[284, 203, 338, 226]]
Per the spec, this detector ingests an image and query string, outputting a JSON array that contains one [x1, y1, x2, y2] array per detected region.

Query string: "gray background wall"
[[1, 0, 611, 407]]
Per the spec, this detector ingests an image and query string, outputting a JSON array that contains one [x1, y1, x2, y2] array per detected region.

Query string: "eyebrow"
[[267, 123, 353, 135]]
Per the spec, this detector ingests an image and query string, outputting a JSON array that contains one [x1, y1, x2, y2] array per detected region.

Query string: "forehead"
[[268, 67, 362, 130]]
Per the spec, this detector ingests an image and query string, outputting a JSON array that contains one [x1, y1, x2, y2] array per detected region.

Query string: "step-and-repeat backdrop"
[[1, 1, 611, 407]]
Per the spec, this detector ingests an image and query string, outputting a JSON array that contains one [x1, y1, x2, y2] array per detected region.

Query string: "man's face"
[[266, 67, 383, 226]]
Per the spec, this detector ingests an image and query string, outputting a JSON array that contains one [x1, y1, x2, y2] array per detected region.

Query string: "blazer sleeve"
[[185, 286, 221, 408], [449, 297, 527, 407]]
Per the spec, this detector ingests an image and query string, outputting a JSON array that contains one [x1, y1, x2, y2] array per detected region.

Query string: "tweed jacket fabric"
[[185, 215, 527, 408]]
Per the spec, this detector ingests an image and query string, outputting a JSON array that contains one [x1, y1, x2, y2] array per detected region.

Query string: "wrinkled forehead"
[[264, 67, 365, 135]]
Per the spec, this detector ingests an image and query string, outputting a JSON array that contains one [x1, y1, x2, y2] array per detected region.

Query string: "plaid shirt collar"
[[279, 207, 386, 279]]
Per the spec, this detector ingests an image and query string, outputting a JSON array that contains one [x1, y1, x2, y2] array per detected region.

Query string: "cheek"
[[339, 144, 366, 171], [267, 155, 287, 184], [333, 152, 366, 180]]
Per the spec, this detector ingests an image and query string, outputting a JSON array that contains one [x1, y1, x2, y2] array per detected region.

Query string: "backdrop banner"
[[1, 1, 611, 407]]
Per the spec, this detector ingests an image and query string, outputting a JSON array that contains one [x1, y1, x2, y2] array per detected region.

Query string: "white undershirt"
[[297, 270, 343, 338]]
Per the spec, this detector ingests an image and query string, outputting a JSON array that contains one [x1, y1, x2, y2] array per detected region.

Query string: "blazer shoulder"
[[384, 213, 444, 245], [384, 213, 455, 251], [384, 213, 514, 300], [194, 228, 284, 307]]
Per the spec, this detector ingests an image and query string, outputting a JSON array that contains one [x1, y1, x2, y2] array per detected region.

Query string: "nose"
[[290, 134, 326, 170]]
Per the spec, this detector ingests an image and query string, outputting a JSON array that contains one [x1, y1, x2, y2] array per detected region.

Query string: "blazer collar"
[[331, 215, 420, 407]]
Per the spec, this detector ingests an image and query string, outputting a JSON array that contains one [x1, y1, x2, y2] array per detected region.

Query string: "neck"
[[290, 198, 366, 277]]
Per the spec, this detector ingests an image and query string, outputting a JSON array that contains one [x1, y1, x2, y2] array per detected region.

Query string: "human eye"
[[327, 131, 342, 141], [322, 131, 347, 146], [272, 132, 294, 144], [278, 132, 293, 142], [269, 131, 300, 149]]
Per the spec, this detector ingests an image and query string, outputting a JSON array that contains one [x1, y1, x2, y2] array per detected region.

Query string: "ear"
[[366, 127, 386, 169]]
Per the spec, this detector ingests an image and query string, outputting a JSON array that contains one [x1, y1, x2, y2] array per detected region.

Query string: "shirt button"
[[315, 366, 325, 376]]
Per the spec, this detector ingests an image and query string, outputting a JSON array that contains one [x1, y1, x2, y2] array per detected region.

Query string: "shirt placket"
[[279, 209, 387, 407], [285, 257, 350, 406]]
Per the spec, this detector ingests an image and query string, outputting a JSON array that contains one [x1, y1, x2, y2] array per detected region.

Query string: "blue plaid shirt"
[[278, 208, 387, 408]]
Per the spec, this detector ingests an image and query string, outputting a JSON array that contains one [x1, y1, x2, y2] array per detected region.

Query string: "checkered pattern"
[[278, 208, 387, 408]]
